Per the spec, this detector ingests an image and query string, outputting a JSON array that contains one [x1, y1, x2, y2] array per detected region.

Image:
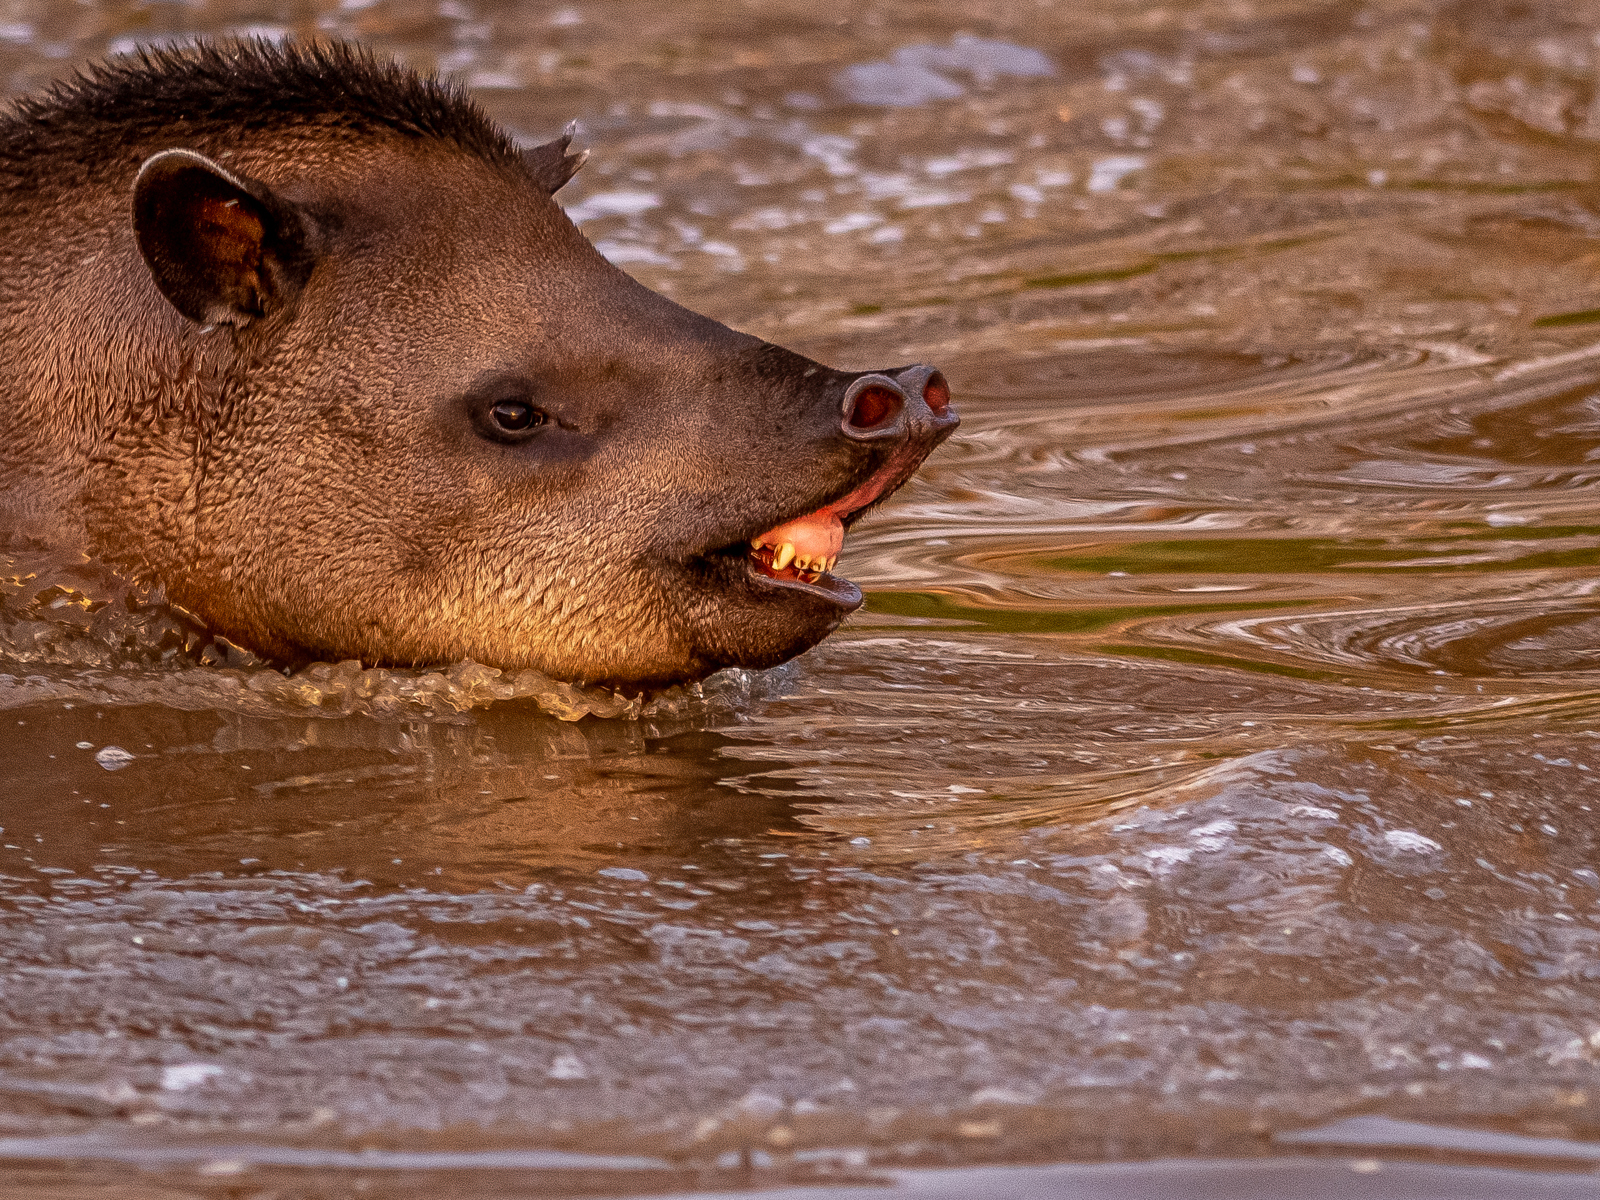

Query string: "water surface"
[[5, 1, 1600, 1196]]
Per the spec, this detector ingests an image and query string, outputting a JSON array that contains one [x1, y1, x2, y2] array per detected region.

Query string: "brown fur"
[[0, 40, 948, 686]]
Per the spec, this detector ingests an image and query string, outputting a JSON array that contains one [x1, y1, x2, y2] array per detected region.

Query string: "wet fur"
[[0, 40, 886, 686]]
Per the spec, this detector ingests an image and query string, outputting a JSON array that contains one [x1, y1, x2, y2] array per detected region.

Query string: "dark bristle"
[[0, 38, 517, 197]]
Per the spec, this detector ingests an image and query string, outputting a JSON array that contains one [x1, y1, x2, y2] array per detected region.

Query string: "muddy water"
[[6, 0, 1600, 1196]]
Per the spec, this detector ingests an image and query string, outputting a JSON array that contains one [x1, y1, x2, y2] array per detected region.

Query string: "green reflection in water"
[[1093, 642, 1351, 684], [863, 590, 1304, 634], [1025, 261, 1158, 289], [1039, 531, 1600, 576], [1534, 307, 1600, 328]]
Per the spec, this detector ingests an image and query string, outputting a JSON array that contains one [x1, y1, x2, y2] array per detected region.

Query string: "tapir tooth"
[[751, 538, 765, 550], [773, 543, 795, 571]]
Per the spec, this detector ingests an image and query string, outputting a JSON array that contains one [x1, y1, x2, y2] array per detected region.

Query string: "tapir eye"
[[459, 377, 554, 444], [489, 399, 547, 434]]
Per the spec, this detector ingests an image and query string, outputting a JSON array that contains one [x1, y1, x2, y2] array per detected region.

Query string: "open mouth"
[[738, 446, 922, 602], [747, 536, 845, 589], [698, 363, 958, 616]]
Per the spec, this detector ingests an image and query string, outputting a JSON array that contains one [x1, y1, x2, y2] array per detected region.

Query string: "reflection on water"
[[6, 0, 1600, 1194]]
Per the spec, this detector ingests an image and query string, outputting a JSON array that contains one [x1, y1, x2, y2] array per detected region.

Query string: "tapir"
[[0, 40, 956, 687]]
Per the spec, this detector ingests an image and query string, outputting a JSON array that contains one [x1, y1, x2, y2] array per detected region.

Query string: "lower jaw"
[[741, 541, 862, 604], [655, 550, 864, 670], [744, 557, 863, 607]]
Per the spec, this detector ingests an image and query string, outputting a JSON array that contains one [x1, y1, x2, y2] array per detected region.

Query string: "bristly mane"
[[0, 39, 517, 193]]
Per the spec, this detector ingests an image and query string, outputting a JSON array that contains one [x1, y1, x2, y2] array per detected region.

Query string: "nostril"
[[922, 370, 951, 415], [844, 384, 903, 431]]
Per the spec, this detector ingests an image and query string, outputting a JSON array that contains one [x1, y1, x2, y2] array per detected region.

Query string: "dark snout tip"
[[892, 363, 957, 425], [842, 378, 904, 436], [841, 365, 958, 442]]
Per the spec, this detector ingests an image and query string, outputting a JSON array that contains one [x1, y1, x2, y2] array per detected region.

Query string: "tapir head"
[[116, 47, 957, 688]]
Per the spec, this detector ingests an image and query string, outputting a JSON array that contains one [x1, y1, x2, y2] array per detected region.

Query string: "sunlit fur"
[[0, 40, 898, 686]]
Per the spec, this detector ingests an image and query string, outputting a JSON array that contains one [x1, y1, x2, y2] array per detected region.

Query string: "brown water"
[[6, 1, 1600, 1196]]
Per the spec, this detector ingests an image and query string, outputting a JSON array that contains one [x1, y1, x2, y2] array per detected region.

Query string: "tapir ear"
[[133, 149, 314, 328], [521, 122, 589, 194]]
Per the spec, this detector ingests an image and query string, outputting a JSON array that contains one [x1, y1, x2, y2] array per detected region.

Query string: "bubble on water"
[[898, 188, 967, 210], [1290, 804, 1339, 821], [836, 60, 968, 107], [592, 240, 675, 266], [1100, 48, 1192, 88], [735, 1089, 785, 1118], [902, 35, 1055, 86], [799, 133, 858, 177], [824, 212, 882, 235], [835, 36, 1053, 107], [1130, 97, 1165, 130], [562, 191, 661, 222], [599, 867, 649, 882], [1383, 829, 1442, 854], [924, 147, 1015, 177], [1142, 845, 1193, 869], [1087, 155, 1147, 193], [160, 1063, 224, 1091], [93, 746, 134, 771], [969, 1085, 1038, 1105], [548, 1052, 589, 1081], [732, 206, 808, 232], [699, 239, 743, 265]]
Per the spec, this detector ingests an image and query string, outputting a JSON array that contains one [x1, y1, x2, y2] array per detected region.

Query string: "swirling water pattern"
[[5, 1, 1600, 1195]]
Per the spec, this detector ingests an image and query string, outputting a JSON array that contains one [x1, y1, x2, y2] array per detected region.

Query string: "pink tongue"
[[755, 511, 843, 563], [754, 456, 909, 566]]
